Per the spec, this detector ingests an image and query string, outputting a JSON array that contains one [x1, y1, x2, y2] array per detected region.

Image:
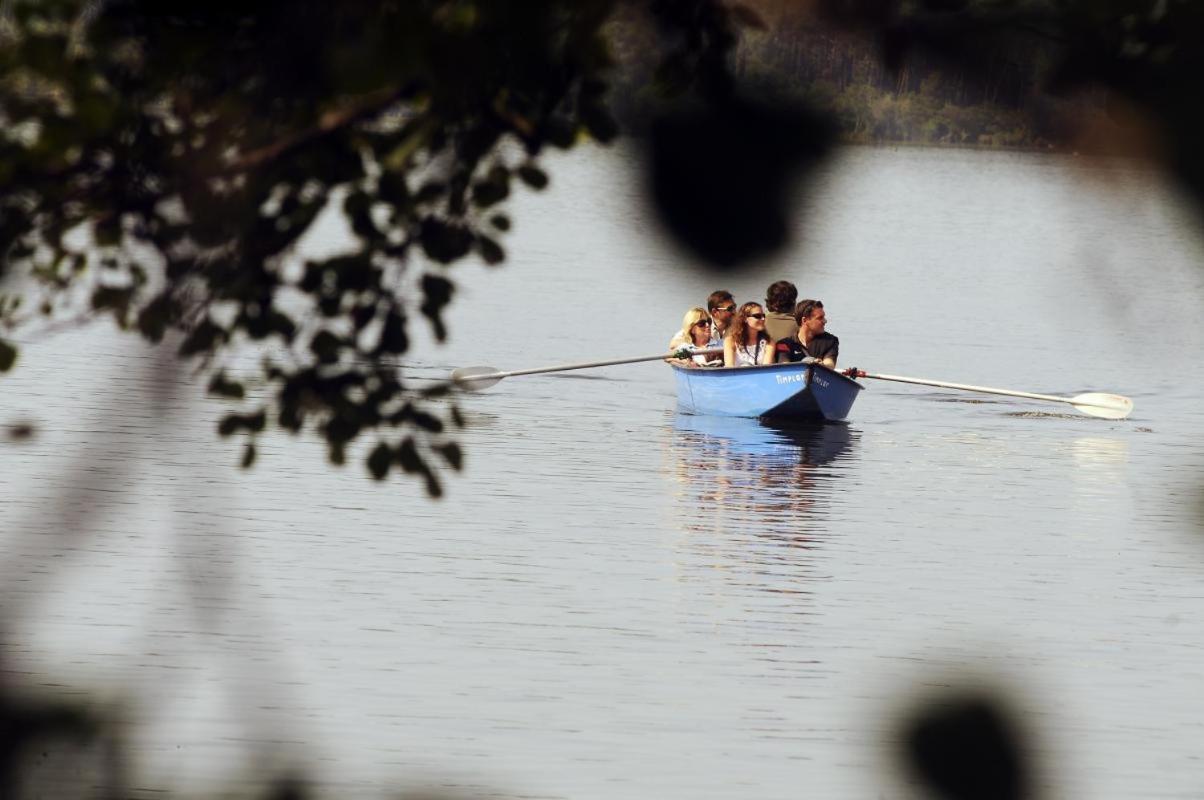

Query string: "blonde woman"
[[667, 307, 721, 367], [723, 302, 775, 367]]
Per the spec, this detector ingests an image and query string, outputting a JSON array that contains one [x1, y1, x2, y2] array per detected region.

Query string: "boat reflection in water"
[[665, 413, 858, 597]]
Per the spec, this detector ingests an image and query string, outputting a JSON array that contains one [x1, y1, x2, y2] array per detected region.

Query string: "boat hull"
[[671, 362, 862, 421]]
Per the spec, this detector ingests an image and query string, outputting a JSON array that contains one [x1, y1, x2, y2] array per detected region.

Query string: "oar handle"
[[859, 371, 1075, 404]]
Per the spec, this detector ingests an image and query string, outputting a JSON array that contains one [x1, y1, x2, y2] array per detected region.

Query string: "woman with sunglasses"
[[724, 302, 775, 367], [667, 307, 721, 367]]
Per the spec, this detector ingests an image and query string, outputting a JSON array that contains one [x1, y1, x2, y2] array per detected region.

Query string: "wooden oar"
[[849, 370, 1134, 419], [452, 348, 723, 391]]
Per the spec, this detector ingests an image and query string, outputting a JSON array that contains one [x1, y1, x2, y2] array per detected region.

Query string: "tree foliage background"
[[2, 0, 629, 494]]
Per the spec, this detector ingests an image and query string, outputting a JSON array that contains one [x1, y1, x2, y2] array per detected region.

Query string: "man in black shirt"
[[773, 299, 838, 368]]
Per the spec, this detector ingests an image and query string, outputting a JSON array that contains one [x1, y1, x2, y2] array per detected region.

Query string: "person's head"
[[765, 280, 798, 313], [680, 307, 711, 345], [706, 290, 736, 330], [794, 299, 827, 336], [728, 302, 768, 343]]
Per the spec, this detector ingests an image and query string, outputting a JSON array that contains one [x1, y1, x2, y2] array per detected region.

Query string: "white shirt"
[[733, 339, 765, 367]]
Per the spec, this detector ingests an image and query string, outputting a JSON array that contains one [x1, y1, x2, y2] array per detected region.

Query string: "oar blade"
[[450, 366, 504, 391], [1071, 392, 1133, 420]]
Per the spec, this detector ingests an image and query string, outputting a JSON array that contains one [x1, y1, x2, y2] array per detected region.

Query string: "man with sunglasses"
[[774, 299, 838, 369], [706, 290, 736, 342]]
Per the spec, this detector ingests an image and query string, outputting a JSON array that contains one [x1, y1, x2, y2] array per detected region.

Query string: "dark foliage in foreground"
[[0, 659, 1038, 799], [1, 0, 630, 494], [902, 691, 1030, 800]]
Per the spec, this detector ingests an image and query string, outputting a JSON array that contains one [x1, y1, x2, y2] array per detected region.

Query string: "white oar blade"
[[1071, 392, 1133, 420], [450, 366, 504, 391]]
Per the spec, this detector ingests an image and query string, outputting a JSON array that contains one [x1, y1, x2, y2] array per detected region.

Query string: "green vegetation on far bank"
[[731, 17, 1125, 153], [606, 7, 1125, 153], [801, 78, 1107, 151]]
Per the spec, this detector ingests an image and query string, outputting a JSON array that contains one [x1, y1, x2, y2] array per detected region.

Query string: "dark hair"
[[706, 290, 734, 312], [765, 281, 797, 313], [794, 298, 823, 323]]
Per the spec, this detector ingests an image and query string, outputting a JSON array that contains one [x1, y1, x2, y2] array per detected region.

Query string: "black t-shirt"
[[774, 332, 839, 364]]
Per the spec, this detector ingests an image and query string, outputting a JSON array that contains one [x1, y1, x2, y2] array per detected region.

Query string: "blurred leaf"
[[94, 215, 122, 247], [310, 330, 342, 364], [471, 166, 511, 208], [218, 410, 266, 437], [351, 303, 377, 331], [208, 371, 246, 399], [91, 285, 135, 319], [414, 181, 447, 205], [241, 441, 257, 468], [344, 191, 381, 242], [394, 437, 442, 497], [408, 408, 444, 433], [6, 421, 37, 441], [136, 293, 179, 343], [543, 115, 576, 148], [902, 693, 1028, 800], [517, 164, 549, 189], [647, 95, 834, 267], [0, 338, 17, 372], [179, 320, 226, 357], [420, 273, 454, 341], [419, 218, 473, 263], [396, 437, 423, 473], [435, 441, 463, 470], [581, 102, 620, 143], [262, 775, 309, 800], [267, 310, 297, 342], [327, 254, 378, 293], [376, 308, 409, 355], [367, 441, 392, 480], [378, 169, 412, 207], [476, 234, 505, 265]]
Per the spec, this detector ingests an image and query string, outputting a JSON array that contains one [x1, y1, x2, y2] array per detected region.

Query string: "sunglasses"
[[693, 320, 711, 328], [715, 305, 736, 313], [747, 313, 766, 320]]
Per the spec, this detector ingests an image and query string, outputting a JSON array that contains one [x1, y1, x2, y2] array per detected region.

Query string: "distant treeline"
[[610, 9, 1121, 151]]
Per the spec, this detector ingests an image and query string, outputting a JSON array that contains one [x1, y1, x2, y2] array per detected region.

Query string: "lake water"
[[3, 144, 1204, 799]]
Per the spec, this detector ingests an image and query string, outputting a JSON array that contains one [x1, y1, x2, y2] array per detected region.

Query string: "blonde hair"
[[679, 307, 711, 345]]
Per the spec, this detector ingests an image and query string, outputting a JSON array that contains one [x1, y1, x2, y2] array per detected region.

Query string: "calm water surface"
[[4, 145, 1204, 799]]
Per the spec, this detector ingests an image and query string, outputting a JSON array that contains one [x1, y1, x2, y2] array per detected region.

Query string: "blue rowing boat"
[[670, 361, 863, 421]]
